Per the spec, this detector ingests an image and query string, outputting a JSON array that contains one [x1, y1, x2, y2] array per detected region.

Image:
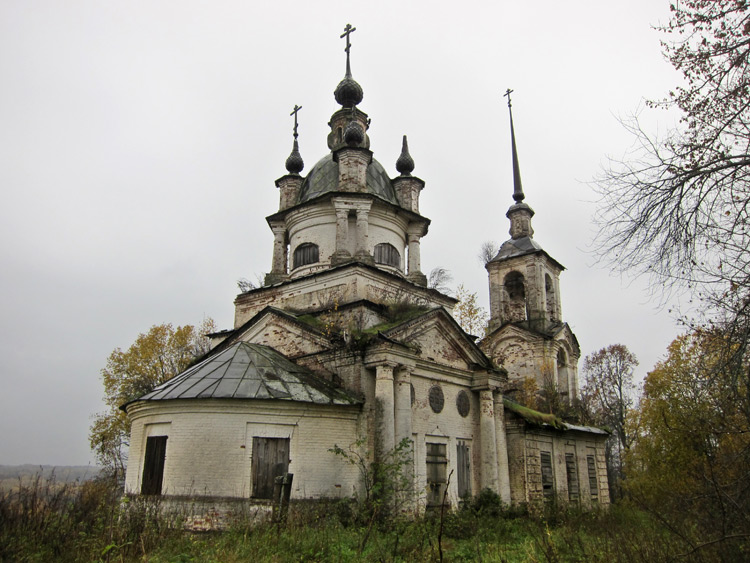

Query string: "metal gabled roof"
[[132, 342, 361, 406]]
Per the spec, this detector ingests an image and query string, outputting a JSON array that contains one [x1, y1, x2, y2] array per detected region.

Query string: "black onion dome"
[[297, 154, 398, 205], [395, 135, 415, 175], [334, 76, 364, 108], [344, 120, 365, 145], [285, 139, 304, 174]]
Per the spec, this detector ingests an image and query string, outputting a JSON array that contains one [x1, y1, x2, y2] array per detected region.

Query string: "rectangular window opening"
[[565, 453, 579, 502], [456, 440, 471, 499], [587, 455, 599, 502], [540, 451, 554, 501]]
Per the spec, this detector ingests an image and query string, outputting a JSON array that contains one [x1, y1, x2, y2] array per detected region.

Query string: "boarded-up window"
[[565, 453, 579, 502], [540, 451, 554, 500], [456, 440, 471, 499], [587, 455, 599, 502], [141, 436, 167, 496], [293, 243, 319, 269], [374, 243, 400, 268], [426, 442, 447, 507], [252, 437, 290, 499]]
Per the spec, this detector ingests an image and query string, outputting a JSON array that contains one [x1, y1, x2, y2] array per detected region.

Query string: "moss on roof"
[[503, 399, 567, 431]]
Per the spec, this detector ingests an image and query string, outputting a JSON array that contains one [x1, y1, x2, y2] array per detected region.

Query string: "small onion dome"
[[344, 120, 365, 145], [334, 76, 364, 108], [285, 139, 304, 174], [395, 135, 415, 175]]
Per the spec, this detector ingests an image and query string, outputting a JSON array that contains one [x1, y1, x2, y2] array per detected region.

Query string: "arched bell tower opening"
[[504, 271, 527, 322], [545, 273, 555, 322], [556, 348, 569, 398]]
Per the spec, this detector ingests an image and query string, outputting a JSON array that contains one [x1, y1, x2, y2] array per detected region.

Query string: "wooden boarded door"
[[251, 437, 290, 499], [141, 436, 167, 495], [426, 442, 447, 508], [456, 440, 471, 499]]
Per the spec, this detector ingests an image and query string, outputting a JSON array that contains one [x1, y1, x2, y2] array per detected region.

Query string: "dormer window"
[[374, 243, 400, 268], [293, 243, 319, 269]]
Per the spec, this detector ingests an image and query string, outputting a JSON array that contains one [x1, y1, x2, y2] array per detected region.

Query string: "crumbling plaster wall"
[[125, 400, 362, 500], [504, 417, 610, 506]]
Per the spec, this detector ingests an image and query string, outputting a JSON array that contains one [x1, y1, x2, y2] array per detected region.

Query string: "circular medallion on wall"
[[456, 390, 470, 417], [429, 384, 444, 413]]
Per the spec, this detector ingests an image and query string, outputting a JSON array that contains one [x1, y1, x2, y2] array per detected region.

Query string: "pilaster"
[[494, 392, 512, 504], [264, 223, 289, 285]]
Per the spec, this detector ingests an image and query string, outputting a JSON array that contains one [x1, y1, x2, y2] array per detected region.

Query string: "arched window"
[[293, 243, 319, 269], [374, 243, 401, 268]]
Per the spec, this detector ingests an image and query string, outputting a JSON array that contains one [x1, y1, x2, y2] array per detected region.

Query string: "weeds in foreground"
[[1, 475, 745, 562]]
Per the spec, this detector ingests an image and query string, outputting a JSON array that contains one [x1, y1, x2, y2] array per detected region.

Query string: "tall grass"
[[0, 477, 740, 562]]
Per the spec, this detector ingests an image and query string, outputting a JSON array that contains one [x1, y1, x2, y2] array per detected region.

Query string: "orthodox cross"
[[290, 104, 302, 139], [340, 23, 356, 54], [504, 88, 514, 108]]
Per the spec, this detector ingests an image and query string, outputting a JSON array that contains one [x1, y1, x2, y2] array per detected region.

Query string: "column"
[[407, 232, 421, 275], [271, 225, 287, 274], [375, 363, 396, 460], [394, 367, 412, 450], [493, 391, 512, 504], [355, 208, 370, 258], [406, 225, 427, 286], [331, 205, 351, 264], [479, 389, 499, 492]]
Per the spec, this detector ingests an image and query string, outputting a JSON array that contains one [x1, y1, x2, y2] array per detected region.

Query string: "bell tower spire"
[[504, 89, 525, 203]]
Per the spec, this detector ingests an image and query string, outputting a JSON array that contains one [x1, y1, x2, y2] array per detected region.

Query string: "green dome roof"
[[297, 153, 398, 205]]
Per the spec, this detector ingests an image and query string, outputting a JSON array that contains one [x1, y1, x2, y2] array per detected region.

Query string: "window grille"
[[540, 451, 554, 500], [587, 455, 599, 502], [565, 453, 579, 501]]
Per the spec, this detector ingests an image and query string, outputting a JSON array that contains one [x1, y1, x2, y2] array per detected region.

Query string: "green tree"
[[89, 318, 215, 479], [627, 331, 750, 558], [453, 284, 488, 336], [580, 344, 639, 498]]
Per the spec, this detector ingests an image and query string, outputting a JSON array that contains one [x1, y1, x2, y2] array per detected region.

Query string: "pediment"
[[382, 309, 491, 371], [551, 323, 580, 359], [213, 307, 332, 360]]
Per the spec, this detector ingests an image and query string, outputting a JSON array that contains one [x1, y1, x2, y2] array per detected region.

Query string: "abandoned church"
[[122, 26, 610, 512]]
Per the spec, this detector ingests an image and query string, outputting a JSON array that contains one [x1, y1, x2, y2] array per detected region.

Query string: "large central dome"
[[296, 153, 399, 205]]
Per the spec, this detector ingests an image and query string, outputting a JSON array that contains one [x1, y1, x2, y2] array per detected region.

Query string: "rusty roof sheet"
[[134, 342, 361, 406]]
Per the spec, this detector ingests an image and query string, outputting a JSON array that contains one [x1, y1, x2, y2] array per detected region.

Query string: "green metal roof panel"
[[297, 153, 399, 205], [136, 342, 361, 406]]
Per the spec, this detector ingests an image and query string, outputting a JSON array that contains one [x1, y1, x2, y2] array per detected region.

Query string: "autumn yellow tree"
[[626, 331, 750, 558], [89, 318, 215, 479], [453, 284, 488, 337]]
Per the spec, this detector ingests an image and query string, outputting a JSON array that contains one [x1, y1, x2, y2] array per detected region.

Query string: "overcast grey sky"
[[0, 1, 682, 466]]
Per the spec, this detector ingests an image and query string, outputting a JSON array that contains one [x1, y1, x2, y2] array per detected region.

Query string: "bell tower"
[[482, 90, 579, 400], [486, 90, 564, 334]]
